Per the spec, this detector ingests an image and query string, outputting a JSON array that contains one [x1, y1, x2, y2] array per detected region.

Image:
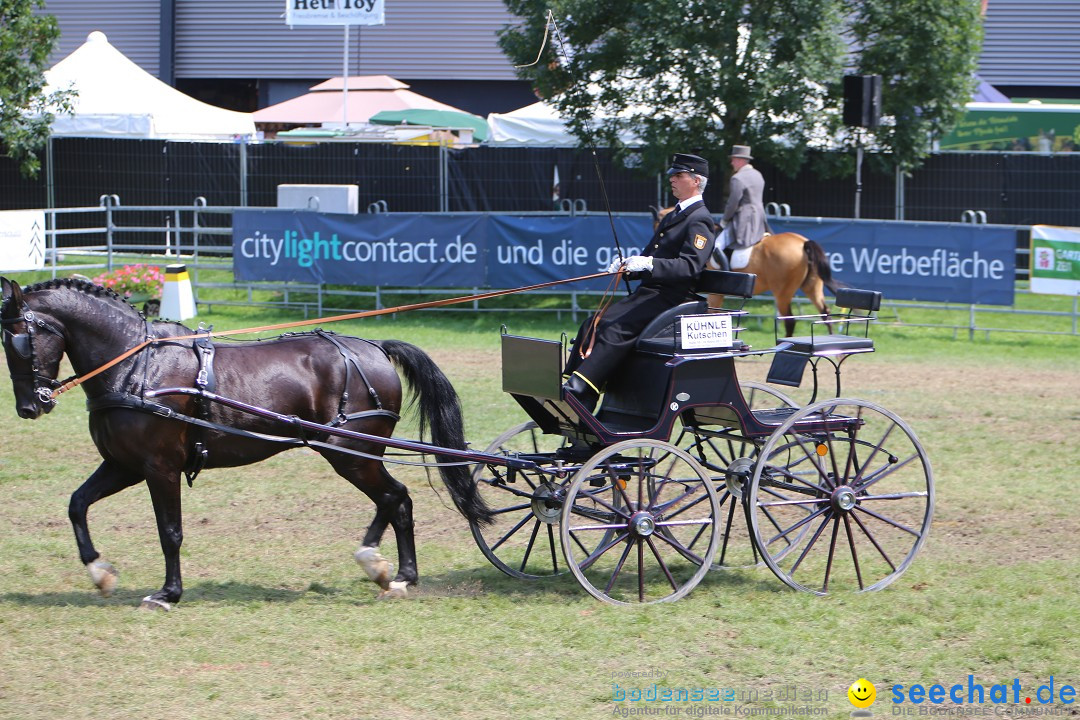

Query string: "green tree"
[[848, 0, 982, 172], [0, 0, 72, 178], [498, 0, 982, 176]]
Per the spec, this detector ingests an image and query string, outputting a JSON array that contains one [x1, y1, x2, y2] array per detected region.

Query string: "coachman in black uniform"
[[562, 153, 715, 412]]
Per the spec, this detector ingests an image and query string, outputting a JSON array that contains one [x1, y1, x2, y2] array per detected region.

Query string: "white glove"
[[606, 257, 624, 273], [624, 255, 654, 273]]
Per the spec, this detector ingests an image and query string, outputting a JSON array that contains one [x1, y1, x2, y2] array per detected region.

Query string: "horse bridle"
[[1, 304, 68, 408]]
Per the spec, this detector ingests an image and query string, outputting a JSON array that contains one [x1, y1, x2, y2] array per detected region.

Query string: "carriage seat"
[[775, 288, 882, 356], [768, 287, 882, 387], [634, 270, 756, 355]]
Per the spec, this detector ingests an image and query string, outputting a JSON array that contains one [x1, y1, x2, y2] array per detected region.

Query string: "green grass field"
[[1, 273, 1079, 720]]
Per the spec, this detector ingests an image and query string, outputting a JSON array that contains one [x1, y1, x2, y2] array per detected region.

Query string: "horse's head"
[[2, 278, 66, 419]]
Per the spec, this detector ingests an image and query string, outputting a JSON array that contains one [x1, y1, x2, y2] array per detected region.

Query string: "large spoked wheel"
[[560, 439, 720, 605], [675, 381, 801, 569], [747, 398, 934, 595], [469, 422, 573, 579]]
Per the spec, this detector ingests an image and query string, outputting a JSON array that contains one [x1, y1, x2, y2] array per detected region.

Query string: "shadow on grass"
[[0, 564, 786, 608], [0, 581, 310, 608], [414, 561, 781, 601]]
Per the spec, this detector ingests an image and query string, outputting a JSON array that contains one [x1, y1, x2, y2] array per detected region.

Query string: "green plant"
[[91, 263, 164, 301]]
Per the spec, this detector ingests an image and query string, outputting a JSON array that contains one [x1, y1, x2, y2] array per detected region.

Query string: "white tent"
[[486, 101, 641, 146], [44, 31, 256, 141]]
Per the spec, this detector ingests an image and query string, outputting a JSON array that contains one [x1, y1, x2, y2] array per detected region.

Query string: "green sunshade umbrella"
[[368, 108, 489, 142]]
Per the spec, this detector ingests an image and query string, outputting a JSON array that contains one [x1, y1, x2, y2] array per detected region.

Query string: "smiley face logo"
[[848, 678, 876, 709]]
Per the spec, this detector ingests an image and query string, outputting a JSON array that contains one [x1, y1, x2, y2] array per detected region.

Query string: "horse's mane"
[[5, 277, 145, 319]]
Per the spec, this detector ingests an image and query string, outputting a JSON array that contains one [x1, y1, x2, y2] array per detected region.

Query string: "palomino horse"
[[1, 277, 490, 610], [652, 207, 842, 335]]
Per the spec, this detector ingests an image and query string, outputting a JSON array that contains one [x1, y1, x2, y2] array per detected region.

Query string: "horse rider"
[[713, 144, 770, 270], [561, 153, 715, 413]]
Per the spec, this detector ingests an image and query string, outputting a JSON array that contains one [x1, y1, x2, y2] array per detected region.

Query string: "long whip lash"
[[51, 271, 614, 399]]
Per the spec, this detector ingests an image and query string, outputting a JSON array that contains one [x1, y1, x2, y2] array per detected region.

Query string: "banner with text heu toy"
[[285, 0, 385, 26]]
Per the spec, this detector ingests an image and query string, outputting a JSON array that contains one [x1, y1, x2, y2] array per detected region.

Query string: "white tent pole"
[[343, 25, 350, 127]]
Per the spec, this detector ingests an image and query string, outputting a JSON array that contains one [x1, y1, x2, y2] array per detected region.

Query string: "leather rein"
[[49, 271, 616, 401]]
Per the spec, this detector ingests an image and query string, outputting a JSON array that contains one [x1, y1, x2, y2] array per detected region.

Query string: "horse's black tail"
[[804, 240, 847, 294], [378, 340, 493, 527]]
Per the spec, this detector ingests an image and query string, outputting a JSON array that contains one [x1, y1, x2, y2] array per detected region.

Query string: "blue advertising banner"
[[771, 218, 1016, 305], [233, 210, 655, 291], [233, 211, 1017, 304]]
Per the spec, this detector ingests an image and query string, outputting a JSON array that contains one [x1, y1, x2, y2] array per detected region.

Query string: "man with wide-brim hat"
[[561, 152, 715, 413], [715, 144, 769, 268]]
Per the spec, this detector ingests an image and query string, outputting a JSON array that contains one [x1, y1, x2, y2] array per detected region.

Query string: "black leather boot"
[[561, 373, 599, 413]]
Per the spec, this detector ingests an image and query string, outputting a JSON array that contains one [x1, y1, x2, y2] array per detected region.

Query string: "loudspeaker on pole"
[[843, 75, 882, 128], [160, 263, 197, 321]]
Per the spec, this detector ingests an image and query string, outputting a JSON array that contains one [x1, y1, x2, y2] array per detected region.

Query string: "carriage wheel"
[[469, 421, 574, 579], [559, 439, 720, 605], [674, 381, 802, 569], [747, 399, 934, 594]]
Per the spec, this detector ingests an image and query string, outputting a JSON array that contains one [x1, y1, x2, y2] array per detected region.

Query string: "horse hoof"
[[377, 581, 409, 600], [86, 560, 119, 597], [138, 596, 172, 612], [354, 546, 392, 589]]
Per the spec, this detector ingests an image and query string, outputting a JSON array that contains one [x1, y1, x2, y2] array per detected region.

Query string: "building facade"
[[41, 0, 536, 115]]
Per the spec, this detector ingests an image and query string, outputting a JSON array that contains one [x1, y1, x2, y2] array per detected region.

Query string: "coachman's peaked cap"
[[666, 153, 709, 178]]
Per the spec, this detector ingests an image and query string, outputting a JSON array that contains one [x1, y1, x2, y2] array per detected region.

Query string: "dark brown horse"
[[653, 207, 843, 335], [1, 277, 490, 610]]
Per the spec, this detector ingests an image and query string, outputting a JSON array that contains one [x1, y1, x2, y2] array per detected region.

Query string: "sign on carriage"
[[0, 210, 46, 272], [679, 314, 733, 350], [285, 0, 385, 26], [1030, 225, 1080, 296]]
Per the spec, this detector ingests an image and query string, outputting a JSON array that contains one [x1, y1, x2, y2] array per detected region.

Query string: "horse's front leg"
[[351, 465, 417, 600], [141, 472, 184, 611], [69, 461, 144, 597]]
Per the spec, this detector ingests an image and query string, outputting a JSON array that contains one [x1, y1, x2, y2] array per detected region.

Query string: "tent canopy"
[[44, 31, 255, 140], [252, 75, 468, 127], [485, 101, 642, 146], [370, 108, 489, 142]]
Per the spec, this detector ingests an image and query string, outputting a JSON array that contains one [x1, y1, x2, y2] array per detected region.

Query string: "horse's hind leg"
[[801, 275, 829, 318], [69, 461, 144, 597], [330, 456, 418, 599]]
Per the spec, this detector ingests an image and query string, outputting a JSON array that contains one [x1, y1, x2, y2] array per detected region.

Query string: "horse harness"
[[84, 329, 400, 485], [1, 305, 72, 410]]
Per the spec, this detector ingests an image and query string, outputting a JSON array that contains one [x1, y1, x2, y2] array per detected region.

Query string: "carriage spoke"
[[765, 505, 830, 546], [786, 512, 832, 577], [490, 502, 533, 515], [822, 514, 841, 593], [603, 540, 635, 595], [646, 537, 679, 591], [850, 510, 897, 571], [489, 512, 533, 552], [577, 531, 630, 572], [547, 524, 559, 574], [855, 453, 918, 493], [517, 519, 542, 573], [637, 540, 645, 602], [843, 513, 865, 590], [854, 504, 920, 536]]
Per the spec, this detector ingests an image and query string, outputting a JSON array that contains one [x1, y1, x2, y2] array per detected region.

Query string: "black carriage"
[[470, 270, 934, 605]]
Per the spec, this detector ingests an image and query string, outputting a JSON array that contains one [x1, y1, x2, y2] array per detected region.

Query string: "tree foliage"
[[498, 0, 983, 176], [847, 0, 982, 173], [0, 0, 72, 178]]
